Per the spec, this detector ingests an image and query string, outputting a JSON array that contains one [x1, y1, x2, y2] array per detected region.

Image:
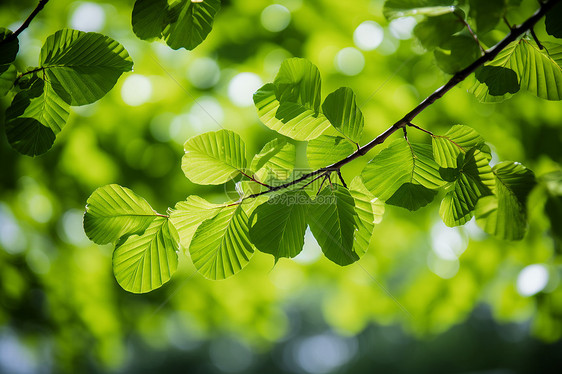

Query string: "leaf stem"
[[407, 122, 434, 136], [336, 170, 347, 189], [240, 170, 272, 188], [243, 0, 559, 201], [530, 27, 544, 49], [455, 13, 485, 54], [0, 0, 50, 45]]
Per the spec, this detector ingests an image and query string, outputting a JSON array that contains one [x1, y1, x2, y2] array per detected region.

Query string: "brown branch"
[[0, 0, 50, 45], [244, 0, 560, 201], [530, 27, 544, 49], [239, 170, 272, 188]]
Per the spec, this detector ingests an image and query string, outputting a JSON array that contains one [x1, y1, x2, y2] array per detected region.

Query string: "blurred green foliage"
[[1, 0, 562, 372]]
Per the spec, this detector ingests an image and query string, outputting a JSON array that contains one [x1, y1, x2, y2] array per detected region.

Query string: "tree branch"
[[244, 0, 560, 202], [0, 0, 50, 45]]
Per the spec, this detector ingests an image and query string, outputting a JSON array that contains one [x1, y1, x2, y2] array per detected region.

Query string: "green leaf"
[[250, 138, 295, 180], [254, 58, 333, 141], [5, 79, 70, 156], [383, 0, 457, 20], [0, 64, 17, 96], [414, 12, 464, 50], [439, 149, 495, 226], [181, 129, 247, 185], [189, 205, 254, 280], [545, 1, 562, 38], [515, 41, 562, 101], [40, 29, 133, 105], [470, 40, 562, 102], [468, 0, 505, 33], [83, 184, 158, 245], [432, 124, 491, 168], [349, 177, 384, 257], [475, 161, 536, 240], [307, 135, 356, 169], [132, 0, 168, 40], [308, 186, 360, 266], [361, 139, 445, 210], [0, 28, 19, 65], [132, 0, 220, 50], [542, 171, 562, 240], [169, 196, 224, 251], [113, 217, 179, 293], [322, 87, 364, 143], [249, 191, 310, 261], [434, 35, 481, 74]]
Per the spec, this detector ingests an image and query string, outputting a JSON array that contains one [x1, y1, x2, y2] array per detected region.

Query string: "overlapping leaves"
[[132, 0, 220, 51], [3, 29, 132, 155]]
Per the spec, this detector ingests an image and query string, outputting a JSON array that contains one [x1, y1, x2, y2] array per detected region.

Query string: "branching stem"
[[455, 13, 486, 54], [240, 0, 560, 202], [0, 0, 50, 45]]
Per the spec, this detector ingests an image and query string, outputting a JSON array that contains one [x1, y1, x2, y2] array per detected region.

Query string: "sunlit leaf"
[[468, 0, 505, 33], [471, 40, 562, 102], [166, 0, 220, 50], [189, 205, 254, 280], [349, 177, 384, 257], [249, 190, 310, 261], [5, 79, 70, 156], [40, 29, 133, 105], [308, 186, 359, 266], [113, 217, 179, 293], [181, 129, 247, 185], [83, 184, 158, 245], [250, 138, 295, 180], [254, 58, 334, 141], [383, 0, 457, 19], [322, 87, 364, 143], [414, 12, 464, 50], [169, 196, 224, 251], [475, 161, 536, 240], [307, 135, 356, 169], [440, 149, 495, 226], [432, 124, 491, 168], [361, 139, 444, 210], [516, 41, 562, 101]]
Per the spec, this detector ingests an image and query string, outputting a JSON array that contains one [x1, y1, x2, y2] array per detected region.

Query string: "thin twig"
[[455, 13, 485, 54], [0, 0, 50, 45], [407, 122, 435, 137], [240, 171, 272, 188], [530, 27, 544, 49], [503, 16, 513, 29], [336, 170, 347, 189], [242, 0, 559, 201]]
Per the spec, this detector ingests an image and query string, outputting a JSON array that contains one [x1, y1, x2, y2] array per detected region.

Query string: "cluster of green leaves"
[[0, 28, 132, 156], [384, 0, 562, 102], [132, 0, 221, 50]]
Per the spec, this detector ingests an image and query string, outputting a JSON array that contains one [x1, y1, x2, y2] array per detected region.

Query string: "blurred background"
[[1, 0, 562, 372]]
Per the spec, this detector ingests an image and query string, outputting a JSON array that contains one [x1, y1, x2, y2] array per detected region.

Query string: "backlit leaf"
[[84, 184, 158, 245], [308, 186, 360, 266], [383, 0, 457, 20], [322, 87, 364, 143], [113, 217, 179, 293], [475, 161, 536, 240], [181, 129, 247, 185], [189, 205, 254, 280], [40, 29, 133, 105], [432, 124, 491, 168], [250, 138, 295, 180], [249, 190, 310, 261], [307, 135, 356, 169]]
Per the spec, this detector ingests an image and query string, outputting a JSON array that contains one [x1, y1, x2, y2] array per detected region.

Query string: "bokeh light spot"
[[261, 5, 291, 32], [335, 47, 365, 76], [389, 16, 416, 40], [353, 21, 384, 51], [517, 264, 549, 297], [121, 74, 152, 106], [187, 57, 220, 89], [228, 73, 263, 107], [70, 2, 105, 32]]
